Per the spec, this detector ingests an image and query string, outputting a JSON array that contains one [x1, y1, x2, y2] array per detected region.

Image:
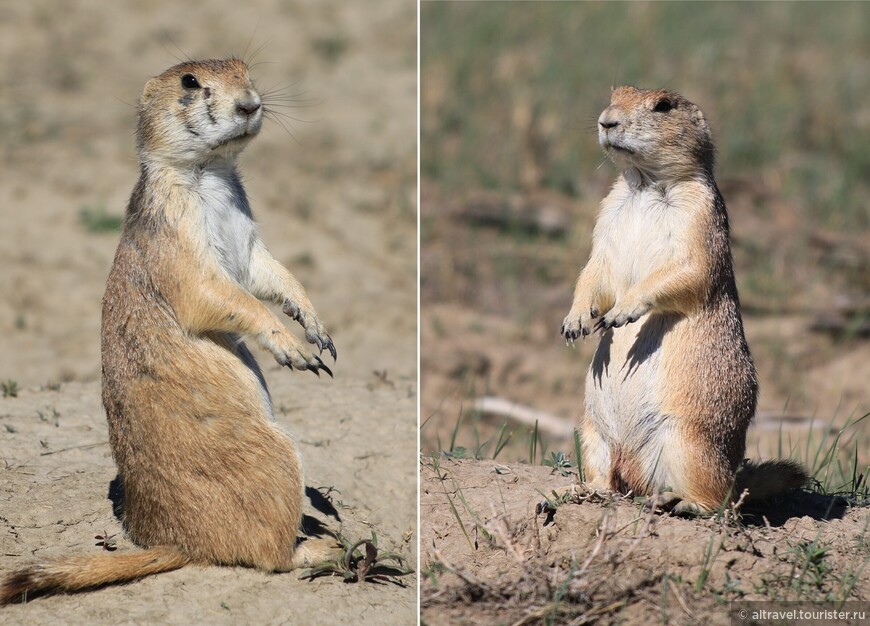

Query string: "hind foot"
[[644, 492, 711, 517], [290, 537, 342, 569]]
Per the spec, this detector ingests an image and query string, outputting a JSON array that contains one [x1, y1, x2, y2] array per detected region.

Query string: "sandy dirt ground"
[[0, 0, 417, 623], [421, 460, 870, 625]]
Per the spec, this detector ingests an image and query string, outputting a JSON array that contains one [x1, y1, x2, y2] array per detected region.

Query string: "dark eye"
[[181, 74, 201, 89], [653, 99, 673, 113]]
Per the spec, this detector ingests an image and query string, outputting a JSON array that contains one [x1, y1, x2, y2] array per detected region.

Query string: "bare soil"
[[421, 460, 870, 626], [0, 0, 417, 623]]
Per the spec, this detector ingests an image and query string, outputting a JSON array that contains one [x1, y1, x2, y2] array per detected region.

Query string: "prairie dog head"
[[598, 86, 714, 182], [137, 58, 263, 166]]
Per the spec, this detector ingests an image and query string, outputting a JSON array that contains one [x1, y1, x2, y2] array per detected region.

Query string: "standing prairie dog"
[[1, 58, 339, 604], [560, 86, 805, 514]]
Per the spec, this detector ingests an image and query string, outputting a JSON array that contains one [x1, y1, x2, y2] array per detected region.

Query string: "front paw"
[[304, 325, 337, 362], [275, 344, 333, 378], [593, 301, 650, 333], [560, 305, 599, 342], [561, 314, 588, 343], [282, 301, 337, 361]]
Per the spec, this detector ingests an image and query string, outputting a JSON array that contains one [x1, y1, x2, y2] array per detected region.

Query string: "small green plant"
[[1, 380, 18, 398], [300, 531, 412, 585], [94, 531, 117, 551], [543, 451, 575, 477], [79, 205, 122, 233], [535, 488, 575, 514], [442, 446, 467, 460], [789, 540, 832, 592]]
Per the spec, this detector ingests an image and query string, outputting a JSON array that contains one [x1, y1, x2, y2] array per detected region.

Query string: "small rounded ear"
[[692, 107, 709, 131], [141, 78, 159, 102]]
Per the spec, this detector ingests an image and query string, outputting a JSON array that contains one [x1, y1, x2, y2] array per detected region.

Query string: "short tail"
[[735, 459, 808, 502], [0, 546, 189, 605]]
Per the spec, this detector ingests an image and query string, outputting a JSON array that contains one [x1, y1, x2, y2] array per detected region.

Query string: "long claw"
[[315, 356, 333, 378], [314, 336, 324, 353], [326, 340, 337, 362]]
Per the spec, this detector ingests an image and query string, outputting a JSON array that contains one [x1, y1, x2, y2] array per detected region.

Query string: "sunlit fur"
[[562, 86, 806, 512], [1, 59, 337, 605]]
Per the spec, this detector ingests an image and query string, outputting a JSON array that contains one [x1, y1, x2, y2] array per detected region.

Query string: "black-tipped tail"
[[735, 459, 808, 502]]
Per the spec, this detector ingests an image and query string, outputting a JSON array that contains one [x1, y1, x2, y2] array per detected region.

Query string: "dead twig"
[[40, 441, 108, 456]]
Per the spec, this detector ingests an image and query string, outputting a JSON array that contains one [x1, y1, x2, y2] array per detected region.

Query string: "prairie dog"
[[560, 86, 805, 513], [1, 59, 338, 604]]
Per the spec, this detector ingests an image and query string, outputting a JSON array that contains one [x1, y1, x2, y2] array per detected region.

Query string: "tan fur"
[[0, 548, 189, 604], [1, 59, 339, 605], [561, 86, 807, 512]]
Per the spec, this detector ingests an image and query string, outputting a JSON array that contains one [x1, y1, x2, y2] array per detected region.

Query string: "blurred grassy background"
[[420, 2, 869, 469], [424, 2, 869, 225]]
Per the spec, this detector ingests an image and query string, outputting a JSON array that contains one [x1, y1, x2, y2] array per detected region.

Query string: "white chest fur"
[[196, 163, 257, 284], [595, 180, 692, 293]]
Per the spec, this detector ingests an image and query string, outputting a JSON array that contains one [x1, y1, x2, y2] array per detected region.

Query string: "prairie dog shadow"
[[591, 313, 679, 385], [740, 490, 849, 526], [623, 313, 678, 377]]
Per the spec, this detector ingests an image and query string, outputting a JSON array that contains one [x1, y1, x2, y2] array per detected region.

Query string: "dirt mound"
[[421, 459, 869, 625]]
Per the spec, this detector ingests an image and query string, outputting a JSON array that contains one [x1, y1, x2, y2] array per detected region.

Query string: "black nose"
[[599, 120, 619, 129], [237, 101, 261, 116]]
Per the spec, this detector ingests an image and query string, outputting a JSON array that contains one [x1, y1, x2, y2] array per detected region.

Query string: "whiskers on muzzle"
[[258, 82, 322, 145]]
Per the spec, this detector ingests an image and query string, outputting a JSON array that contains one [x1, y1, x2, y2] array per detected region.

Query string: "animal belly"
[[585, 313, 679, 452]]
